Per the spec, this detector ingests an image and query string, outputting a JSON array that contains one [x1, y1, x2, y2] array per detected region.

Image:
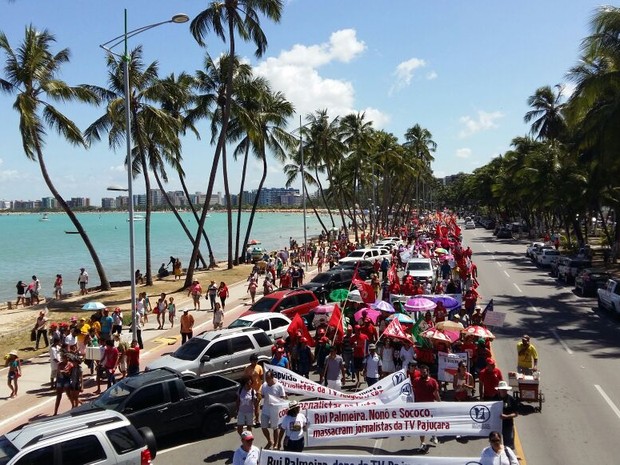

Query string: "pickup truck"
[[74, 368, 238, 439], [598, 279, 620, 314], [339, 248, 391, 265]]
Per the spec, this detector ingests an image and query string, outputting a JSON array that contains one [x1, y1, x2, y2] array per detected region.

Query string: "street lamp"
[[299, 116, 308, 271], [101, 9, 189, 343]]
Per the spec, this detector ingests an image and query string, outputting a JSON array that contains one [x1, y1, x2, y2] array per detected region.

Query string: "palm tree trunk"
[[222, 145, 234, 269], [242, 150, 269, 258], [315, 167, 335, 227], [304, 183, 328, 233], [34, 143, 111, 290], [140, 154, 154, 286], [235, 143, 251, 264], [179, 175, 213, 268]]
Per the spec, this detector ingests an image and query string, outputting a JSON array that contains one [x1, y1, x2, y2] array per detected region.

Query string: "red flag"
[[381, 317, 413, 344], [387, 262, 398, 285], [454, 225, 462, 237], [287, 313, 315, 347], [328, 303, 344, 340], [352, 278, 376, 304]]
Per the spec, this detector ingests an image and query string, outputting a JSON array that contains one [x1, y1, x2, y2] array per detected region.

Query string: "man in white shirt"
[[363, 344, 382, 386], [233, 430, 260, 465], [260, 370, 287, 449]]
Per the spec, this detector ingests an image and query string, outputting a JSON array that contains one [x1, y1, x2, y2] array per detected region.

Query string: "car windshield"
[[0, 436, 18, 465], [251, 298, 279, 312], [228, 318, 252, 329], [93, 382, 134, 410], [347, 251, 366, 258], [171, 337, 209, 360], [407, 262, 430, 271], [311, 273, 332, 284]]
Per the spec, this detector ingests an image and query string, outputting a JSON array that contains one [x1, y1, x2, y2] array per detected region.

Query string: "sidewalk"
[[0, 267, 319, 433]]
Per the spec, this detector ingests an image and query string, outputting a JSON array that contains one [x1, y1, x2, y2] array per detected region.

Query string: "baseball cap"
[[240, 430, 254, 441], [497, 380, 512, 391], [368, 343, 377, 350], [522, 334, 530, 341]]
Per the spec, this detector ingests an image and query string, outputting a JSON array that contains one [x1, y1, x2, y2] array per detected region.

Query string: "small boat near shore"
[[39, 214, 49, 222]]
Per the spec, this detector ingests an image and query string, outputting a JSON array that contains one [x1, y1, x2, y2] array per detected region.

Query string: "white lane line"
[[496, 261, 503, 267], [550, 329, 574, 355], [528, 304, 541, 314], [0, 398, 55, 429], [595, 385, 620, 421], [503, 270, 510, 278], [491, 255, 496, 260], [513, 283, 523, 293]]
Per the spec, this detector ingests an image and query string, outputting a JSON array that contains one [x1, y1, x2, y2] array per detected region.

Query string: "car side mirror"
[[201, 355, 210, 363]]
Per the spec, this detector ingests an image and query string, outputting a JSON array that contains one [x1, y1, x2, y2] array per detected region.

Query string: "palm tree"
[[524, 85, 567, 143], [184, 0, 283, 286], [85, 47, 179, 286], [403, 124, 437, 212], [0, 26, 111, 290]]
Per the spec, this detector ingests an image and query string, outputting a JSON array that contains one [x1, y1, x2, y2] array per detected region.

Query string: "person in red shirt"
[[350, 325, 369, 386], [464, 290, 477, 314], [407, 360, 421, 384], [412, 364, 440, 452], [279, 271, 291, 288], [434, 302, 447, 323], [126, 339, 140, 377], [360, 317, 377, 343], [478, 358, 504, 400]]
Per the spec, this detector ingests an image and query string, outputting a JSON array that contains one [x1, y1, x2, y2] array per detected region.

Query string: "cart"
[[508, 371, 544, 412]]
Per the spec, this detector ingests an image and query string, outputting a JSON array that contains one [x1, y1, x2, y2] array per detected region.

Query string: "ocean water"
[[0, 211, 334, 303]]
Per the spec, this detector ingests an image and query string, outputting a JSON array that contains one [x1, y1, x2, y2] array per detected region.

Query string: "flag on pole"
[[351, 278, 376, 304], [328, 303, 344, 340], [381, 318, 412, 344], [481, 299, 494, 320], [287, 313, 315, 347]]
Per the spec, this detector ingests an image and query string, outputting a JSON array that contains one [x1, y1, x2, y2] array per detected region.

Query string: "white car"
[[339, 248, 391, 265], [465, 220, 476, 229], [405, 258, 435, 283], [526, 241, 545, 258], [227, 313, 291, 341]]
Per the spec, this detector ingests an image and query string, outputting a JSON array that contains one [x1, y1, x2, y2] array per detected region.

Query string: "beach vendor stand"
[[508, 370, 544, 412]]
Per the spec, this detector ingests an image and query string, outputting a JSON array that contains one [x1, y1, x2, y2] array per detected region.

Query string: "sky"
[[0, 0, 614, 205]]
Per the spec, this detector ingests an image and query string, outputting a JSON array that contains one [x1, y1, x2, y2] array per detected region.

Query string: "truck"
[[597, 279, 620, 314], [74, 368, 239, 439]]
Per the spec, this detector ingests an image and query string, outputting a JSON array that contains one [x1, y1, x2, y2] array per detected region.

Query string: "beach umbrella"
[[329, 288, 350, 303], [347, 289, 364, 303], [371, 300, 395, 313], [81, 301, 106, 311], [436, 320, 465, 331], [313, 303, 336, 314], [420, 295, 460, 311], [387, 313, 415, 324], [404, 297, 437, 312], [461, 325, 495, 340], [354, 308, 381, 324], [420, 328, 451, 343], [249, 239, 260, 245]]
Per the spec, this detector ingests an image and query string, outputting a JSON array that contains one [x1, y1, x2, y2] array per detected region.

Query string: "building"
[[101, 197, 117, 209], [41, 197, 57, 209]]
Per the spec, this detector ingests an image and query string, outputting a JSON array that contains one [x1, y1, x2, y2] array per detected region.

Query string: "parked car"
[[536, 249, 560, 267], [76, 368, 238, 439], [598, 279, 620, 314], [227, 313, 291, 341], [0, 409, 156, 465], [549, 255, 562, 277], [145, 327, 273, 380], [575, 269, 612, 297], [464, 220, 476, 229], [242, 288, 319, 319], [330, 260, 374, 280], [526, 241, 546, 259], [301, 269, 355, 303], [496, 227, 513, 239], [404, 258, 435, 283], [557, 256, 592, 284], [338, 248, 391, 265], [532, 246, 554, 264]]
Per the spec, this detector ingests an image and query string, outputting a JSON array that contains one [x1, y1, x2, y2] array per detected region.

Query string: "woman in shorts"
[[236, 377, 259, 435], [6, 350, 21, 398], [53, 352, 73, 415]]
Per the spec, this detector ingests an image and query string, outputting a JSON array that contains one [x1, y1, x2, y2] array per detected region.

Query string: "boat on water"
[[127, 214, 145, 222], [39, 214, 49, 222]]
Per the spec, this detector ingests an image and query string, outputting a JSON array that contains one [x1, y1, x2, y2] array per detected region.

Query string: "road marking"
[[491, 255, 496, 260], [550, 329, 574, 355], [514, 428, 527, 465], [503, 270, 510, 278], [513, 283, 523, 293], [158, 439, 202, 455], [527, 303, 541, 314], [0, 397, 55, 429], [496, 261, 503, 267], [595, 385, 620, 421]]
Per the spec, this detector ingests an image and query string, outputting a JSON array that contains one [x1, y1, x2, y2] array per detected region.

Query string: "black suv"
[[330, 260, 374, 280], [301, 269, 355, 303]]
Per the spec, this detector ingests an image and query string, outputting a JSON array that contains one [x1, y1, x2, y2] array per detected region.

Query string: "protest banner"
[[483, 310, 505, 327], [437, 352, 468, 382], [259, 450, 483, 465], [265, 364, 411, 401], [305, 401, 502, 445]]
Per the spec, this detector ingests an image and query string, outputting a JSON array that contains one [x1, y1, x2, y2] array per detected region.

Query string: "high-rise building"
[[101, 197, 117, 209]]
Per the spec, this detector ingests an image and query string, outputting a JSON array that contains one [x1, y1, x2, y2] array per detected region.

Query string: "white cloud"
[[426, 71, 438, 80], [110, 164, 126, 173], [390, 58, 427, 94], [255, 29, 389, 128], [458, 110, 504, 138], [0, 169, 21, 182], [456, 148, 472, 159]]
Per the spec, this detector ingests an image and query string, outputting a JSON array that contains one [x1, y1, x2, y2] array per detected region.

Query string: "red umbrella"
[[461, 325, 495, 340]]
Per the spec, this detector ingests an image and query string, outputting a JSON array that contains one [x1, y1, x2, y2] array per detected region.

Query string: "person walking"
[[218, 281, 229, 310], [156, 293, 166, 329], [412, 364, 441, 453], [232, 430, 260, 465], [516, 334, 538, 375], [77, 268, 89, 295], [363, 344, 382, 386], [15, 280, 27, 307], [479, 431, 519, 465], [126, 340, 140, 377], [207, 280, 218, 310], [6, 350, 21, 398], [213, 302, 224, 330], [180, 309, 195, 344], [479, 358, 504, 401], [278, 400, 308, 452], [53, 352, 73, 415], [111, 308, 123, 335], [236, 377, 260, 435], [188, 281, 202, 311], [33, 311, 49, 350], [495, 381, 518, 450], [260, 370, 287, 450], [453, 360, 475, 401], [168, 297, 176, 328], [29, 275, 41, 305], [53, 274, 63, 299], [322, 345, 345, 390], [247, 278, 258, 304]]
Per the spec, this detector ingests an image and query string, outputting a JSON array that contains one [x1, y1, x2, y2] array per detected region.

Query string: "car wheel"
[[138, 427, 157, 459], [202, 408, 229, 437]]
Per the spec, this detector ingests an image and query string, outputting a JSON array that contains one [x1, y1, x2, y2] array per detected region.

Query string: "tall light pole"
[[101, 10, 189, 342], [299, 116, 308, 271]]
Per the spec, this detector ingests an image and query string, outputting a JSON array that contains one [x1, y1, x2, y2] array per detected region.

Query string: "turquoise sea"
[[0, 211, 333, 304]]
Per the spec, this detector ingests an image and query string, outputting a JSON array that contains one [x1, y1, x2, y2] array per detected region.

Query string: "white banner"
[[265, 364, 412, 401], [306, 401, 502, 445], [483, 311, 505, 327], [259, 450, 482, 465], [437, 352, 468, 383]]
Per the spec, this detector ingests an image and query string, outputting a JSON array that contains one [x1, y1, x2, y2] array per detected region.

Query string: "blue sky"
[[0, 0, 613, 204]]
